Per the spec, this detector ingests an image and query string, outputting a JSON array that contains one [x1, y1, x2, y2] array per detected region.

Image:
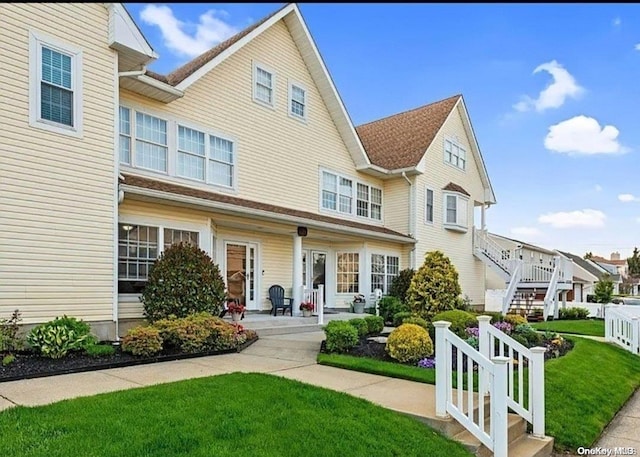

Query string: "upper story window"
[[425, 188, 434, 223], [289, 82, 306, 120], [321, 170, 382, 222], [444, 138, 466, 171], [253, 62, 275, 107], [443, 192, 469, 232], [29, 30, 83, 137], [119, 106, 236, 191]]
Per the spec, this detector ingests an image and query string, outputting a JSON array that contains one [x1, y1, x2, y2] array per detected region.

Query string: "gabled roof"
[[590, 255, 627, 266], [443, 182, 470, 197], [558, 251, 621, 282]]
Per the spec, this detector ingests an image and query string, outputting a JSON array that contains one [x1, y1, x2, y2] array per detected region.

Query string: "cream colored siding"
[[0, 4, 115, 323], [119, 19, 383, 225], [383, 178, 410, 235], [413, 104, 486, 306]]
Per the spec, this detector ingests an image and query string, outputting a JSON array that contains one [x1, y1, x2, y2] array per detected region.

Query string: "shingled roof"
[[355, 94, 461, 170]]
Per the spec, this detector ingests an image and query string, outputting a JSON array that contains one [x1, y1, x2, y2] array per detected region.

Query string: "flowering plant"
[[493, 321, 513, 335], [228, 302, 246, 314], [300, 301, 314, 311], [417, 357, 436, 369]]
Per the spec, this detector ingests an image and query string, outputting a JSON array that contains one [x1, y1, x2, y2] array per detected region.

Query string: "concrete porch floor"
[[228, 310, 371, 336]]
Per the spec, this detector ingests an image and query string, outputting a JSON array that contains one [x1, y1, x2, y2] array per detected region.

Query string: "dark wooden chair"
[[268, 285, 293, 316]]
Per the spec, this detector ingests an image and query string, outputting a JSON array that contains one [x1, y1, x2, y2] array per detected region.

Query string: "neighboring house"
[[0, 3, 496, 339], [591, 253, 628, 278], [556, 251, 611, 301]]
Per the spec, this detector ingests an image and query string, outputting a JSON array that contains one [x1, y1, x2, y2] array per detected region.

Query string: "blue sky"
[[125, 3, 640, 259]]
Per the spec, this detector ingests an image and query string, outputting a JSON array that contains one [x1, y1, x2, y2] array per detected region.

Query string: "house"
[[556, 251, 609, 302], [0, 3, 496, 339]]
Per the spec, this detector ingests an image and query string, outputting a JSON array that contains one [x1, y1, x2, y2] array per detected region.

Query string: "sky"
[[124, 3, 640, 260]]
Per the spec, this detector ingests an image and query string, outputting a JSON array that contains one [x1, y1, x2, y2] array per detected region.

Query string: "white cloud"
[[513, 60, 584, 112], [538, 209, 606, 229], [635, 43, 640, 51], [619, 194, 640, 202], [544, 115, 628, 155], [636, 217, 640, 224], [140, 5, 240, 58], [595, 184, 603, 192], [510, 227, 542, 238], [612, 17, 621, 27]]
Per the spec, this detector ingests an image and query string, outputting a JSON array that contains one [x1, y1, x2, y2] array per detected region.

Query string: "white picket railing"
[[520, 263, 554, 283], [502, 262, 522, 314], [302, 284, 324, 325], [605, 305, 640, 355], [474, 229, 515, 275], [434, 321, 510, 457], [543, 262, 561, 321], [478, 316, 546, 437]]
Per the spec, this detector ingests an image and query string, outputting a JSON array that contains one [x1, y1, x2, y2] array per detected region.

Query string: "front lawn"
[[531, 319, 605, 337], [318, 337, 640, 452], [0, 372, 472, 457]]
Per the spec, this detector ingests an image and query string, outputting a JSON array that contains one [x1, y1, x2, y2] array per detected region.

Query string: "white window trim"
[[288, 80, 307, 122], [119, 102, 238, 193], [425, 187, 435, 224], [336, 251, 361, 295], [443, 191, 469, 233], [29, 29, 83, 138], [252, 60, 276, 110], [443, 137, 467, 172], [133, 109, 170, 175], [370, 252, 401, 294], [319, 168, 383, 223]]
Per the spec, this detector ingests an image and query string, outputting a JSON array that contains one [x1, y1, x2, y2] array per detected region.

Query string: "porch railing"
[[474, 229, 516, 275], [605, 305, 640, 355], [302, 284, 324, 325]]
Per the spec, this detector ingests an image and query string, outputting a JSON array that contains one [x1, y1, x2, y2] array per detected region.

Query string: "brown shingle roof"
[[355, 94, 461, 170], [145, 4, 290, 86], [442, 182, 470, 197], [120, 174, 413, 241]]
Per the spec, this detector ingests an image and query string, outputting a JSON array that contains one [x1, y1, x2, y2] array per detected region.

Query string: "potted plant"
[[352, 294, 366, 314], [300, 301, 314, 317], [228, 302, 246, 322]]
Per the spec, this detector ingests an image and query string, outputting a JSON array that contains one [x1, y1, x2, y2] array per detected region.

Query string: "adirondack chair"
[[268, 285, 293, 316]]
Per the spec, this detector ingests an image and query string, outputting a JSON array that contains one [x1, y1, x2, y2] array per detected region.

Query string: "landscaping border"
[[0, 336, 259, 383]]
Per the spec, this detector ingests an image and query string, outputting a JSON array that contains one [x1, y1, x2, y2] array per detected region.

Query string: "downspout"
[[402, 172, 416, 269]]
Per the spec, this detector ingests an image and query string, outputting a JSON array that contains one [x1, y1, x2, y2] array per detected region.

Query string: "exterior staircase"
[[473, 229, 573, 320]]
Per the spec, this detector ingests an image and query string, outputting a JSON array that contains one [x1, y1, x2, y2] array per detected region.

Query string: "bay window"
[[443, 192, 469, 232]]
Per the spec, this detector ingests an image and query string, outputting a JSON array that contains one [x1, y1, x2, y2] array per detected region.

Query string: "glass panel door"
[[225, 243, 258, 310], [312, 251, 326, 304]]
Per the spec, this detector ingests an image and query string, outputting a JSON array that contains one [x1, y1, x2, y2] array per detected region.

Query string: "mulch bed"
[[0, 337, 258, 383]]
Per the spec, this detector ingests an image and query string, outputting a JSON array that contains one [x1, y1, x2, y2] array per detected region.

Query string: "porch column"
[[481, 203, 487, 231], [292, 234, 303, 316], [562, 291, 568, 309]]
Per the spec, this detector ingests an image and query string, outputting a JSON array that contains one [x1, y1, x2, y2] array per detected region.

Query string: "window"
[[371, 188, 382, 220], [289, 83, 306, 119], [339, 177, 353, 213], [322, 171, 382, 220], [29, 31, 82, 136], [444, 138, 466, 170], [118, 223, 199, 294], [210, 136, 234, 187], [322, 172, 337, 210], [135, 112, 168, 172], [177, 125, 205, 181], [443, 193, 469, 232], [254, 63, 274, 106], [337, 253, 359, 293], [357, 183, 369, 217], [119, 106, 132, 164], [425, 188, 434, 223], [371, 254, 400, 294]]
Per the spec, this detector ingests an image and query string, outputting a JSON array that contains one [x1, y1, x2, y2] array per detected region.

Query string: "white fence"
[[605, 305, 640, 355], [302, 284, 324, 325]]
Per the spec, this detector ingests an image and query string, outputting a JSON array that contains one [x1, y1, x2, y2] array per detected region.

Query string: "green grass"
[[531, 319, 605, 337], [318, 337, 640, 452], [0, 372, 472, 457]]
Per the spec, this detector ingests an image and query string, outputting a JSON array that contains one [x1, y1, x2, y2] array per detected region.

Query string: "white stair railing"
[[478, 316, 546, 437], [502, 262, 522, 314], [543, 259, 561, 321], [434, 321, 510, 457], [520, 263, 554, 283], [605, 305, 640, 354], [474, 230, 516, 275]]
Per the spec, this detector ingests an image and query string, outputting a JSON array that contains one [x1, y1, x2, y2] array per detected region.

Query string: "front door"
[[225, 242, 258, 310], [303, 250, 326, 304]]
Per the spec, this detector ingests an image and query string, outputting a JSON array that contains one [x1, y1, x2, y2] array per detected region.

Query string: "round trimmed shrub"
[[378, 296, 409, 324], [122, 326, 163, 357], [386, 323, 433, 364], [348, 318, 369, 338], [324, 320, 358, 353], [402, 316, 428, 330], [141, 243, 226, 322], [364, 315, 384, 335], [392, 311, 413, 327], [432, 310, 478, 338], [504, 314, 528, 327]]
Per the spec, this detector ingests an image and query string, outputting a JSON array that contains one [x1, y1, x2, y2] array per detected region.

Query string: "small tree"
[[406, 251, 462, 319], [594, 274, 614, 304], [584, 252, 593, 260], [627, 247, 640, 277], [388, 268, 415, 302], [142, 243, 226, 322]]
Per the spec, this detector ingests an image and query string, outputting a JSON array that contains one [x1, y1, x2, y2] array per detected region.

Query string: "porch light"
[[121, 225, 134, 232], [297, 226, 308, 237]]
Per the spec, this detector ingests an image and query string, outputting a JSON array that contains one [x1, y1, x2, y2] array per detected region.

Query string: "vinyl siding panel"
[[383, 178, 410, 235], [414, 104, 487, 306], [0, 4, 116, 323]]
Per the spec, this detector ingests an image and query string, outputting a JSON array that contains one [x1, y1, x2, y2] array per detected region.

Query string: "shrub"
[[559, 307, 590, 320], [154, 312, 239, 353], [392, 311, 413, 328], [141, 243, 226, 322], [594, 275, 614, 304], [432, 310, 478, 338], [348, 318, 369, 338], [85, 344, 116, 358], [406, 251, 463, 319], [26, 316, 94, 359], [324, 321, 358, 353], [121, 326, 163, 357], [511, 334, 529, 348], [514, 324, 544, 347], [401, 316, 428, 330], [363, 315, 384, 335], [378, 296, 408, 324], [0, 309, 23, 353], [2, 354, 15, 367], [386, 324, 434, 364], [478, 312, 504, 324], [388, 268, 415, 302], [504, 314, 528, 327]]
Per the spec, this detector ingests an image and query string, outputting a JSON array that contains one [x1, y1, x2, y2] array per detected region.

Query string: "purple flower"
[[493, 322, 513, 334], [465, 327, 480, 337], [418, 357, 436, 369]]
